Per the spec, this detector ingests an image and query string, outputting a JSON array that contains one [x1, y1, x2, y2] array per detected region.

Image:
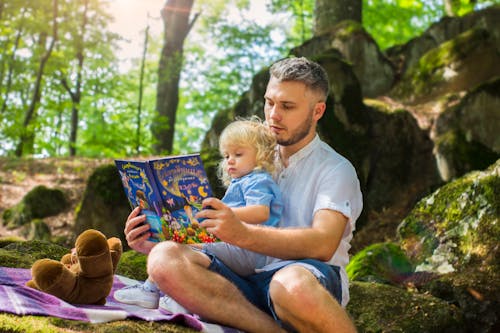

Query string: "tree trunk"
[[15, 0, 58, 157], [62, 0, 89, 156], [136, 24, 150, 155], [314, 0, 361, 36], [1, 8, 26, 113], [152, 0, 198, 154]]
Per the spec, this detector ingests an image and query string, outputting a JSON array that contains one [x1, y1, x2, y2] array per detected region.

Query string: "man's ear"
[[313, 102, 326, 120]]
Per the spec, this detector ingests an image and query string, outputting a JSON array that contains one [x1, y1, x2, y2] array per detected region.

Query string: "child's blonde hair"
[[218, 117, 277, 186]]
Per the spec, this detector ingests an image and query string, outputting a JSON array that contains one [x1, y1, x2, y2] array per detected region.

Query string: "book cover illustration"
[[115, 159, 165, 242], [115, 154, 217, 244], [149, 154, 217, 244]]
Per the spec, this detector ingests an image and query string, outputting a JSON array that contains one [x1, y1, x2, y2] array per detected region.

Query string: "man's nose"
[[268, 105, 281, 121]]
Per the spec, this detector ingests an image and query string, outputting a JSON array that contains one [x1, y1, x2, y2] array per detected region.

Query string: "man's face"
[[264, 77, 324, 149]]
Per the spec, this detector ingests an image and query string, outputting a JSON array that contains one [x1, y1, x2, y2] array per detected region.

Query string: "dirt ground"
[[0, 157, 112, 240]]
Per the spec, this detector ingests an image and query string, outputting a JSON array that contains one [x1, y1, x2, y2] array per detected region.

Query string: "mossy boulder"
[[20, 219, 51, 242], [115, 250, 148, 281], [432, 78, 500, 181], [397, 159, 499, 273], [74, 164, 130, 247], [0, 239, 69, 268], [422, 268, 499, 333], [2, 185, 68, 229], [397, 159, 499, 332], [390, 27, 500, 104], [291, 20, 395, 98], [347, 281, 464, 333], [346, 242, 413, 285]]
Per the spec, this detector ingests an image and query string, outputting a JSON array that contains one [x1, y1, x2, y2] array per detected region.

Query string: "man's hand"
[[124, 207, 156, 254], [196, 198, 248, 244]]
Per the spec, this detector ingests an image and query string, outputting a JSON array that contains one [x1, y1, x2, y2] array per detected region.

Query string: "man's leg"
[[147, 241, 284, 333], [270, 265, 357, 333]]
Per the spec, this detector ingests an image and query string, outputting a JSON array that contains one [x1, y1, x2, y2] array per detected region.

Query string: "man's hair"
[[218, 117, 277, 186], [269, 57, 329, 101]]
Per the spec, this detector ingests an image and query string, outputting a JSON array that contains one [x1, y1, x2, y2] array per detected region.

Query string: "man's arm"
[[198, 198, 347, 261]]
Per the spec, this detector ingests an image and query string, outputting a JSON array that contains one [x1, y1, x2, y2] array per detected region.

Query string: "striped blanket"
[[0, 267, 240, 333]]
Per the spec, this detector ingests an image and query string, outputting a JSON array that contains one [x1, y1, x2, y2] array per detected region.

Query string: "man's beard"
[[276, 111, 314, 147]]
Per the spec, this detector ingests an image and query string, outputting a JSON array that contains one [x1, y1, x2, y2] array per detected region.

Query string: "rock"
[[74, 164, 130, 248], [433, 78, 500, 181], [385, 5, 500, 75], [397, 160, 499, 332], [347, 281, 464, 333], [2, 185, 68, 229], [346, 242, 413, 285], [398, 159, 499, 273], [390, 27, 500, 105], [20, 219, 51, 242], [291, 20, 395, 98]]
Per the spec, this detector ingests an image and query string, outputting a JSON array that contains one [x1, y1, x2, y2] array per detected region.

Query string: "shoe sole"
[[113, 295, 159, 309]]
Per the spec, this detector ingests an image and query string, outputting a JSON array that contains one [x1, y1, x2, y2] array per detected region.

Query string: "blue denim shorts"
[[201, 249, 342, 323]]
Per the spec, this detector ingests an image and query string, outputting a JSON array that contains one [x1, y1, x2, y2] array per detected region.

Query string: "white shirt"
[[263, 134, 363, 307]]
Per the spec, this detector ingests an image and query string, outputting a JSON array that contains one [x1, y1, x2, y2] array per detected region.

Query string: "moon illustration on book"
[[198, 186, 208, 197]]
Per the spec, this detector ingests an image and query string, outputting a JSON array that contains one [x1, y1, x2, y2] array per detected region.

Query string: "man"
[[124, 57, 362, 332]]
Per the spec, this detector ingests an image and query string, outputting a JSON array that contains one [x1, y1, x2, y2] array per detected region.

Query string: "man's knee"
[[147, 241, 185, 283], [270, 265, 318, 307]]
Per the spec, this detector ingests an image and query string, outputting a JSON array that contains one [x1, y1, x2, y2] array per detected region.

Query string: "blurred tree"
[[152, 0, 199, 154], [15, 0, 58, 157], [314, 0, 361, 35]]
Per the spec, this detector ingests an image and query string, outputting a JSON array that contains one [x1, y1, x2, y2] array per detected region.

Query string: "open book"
[[115, 153, 217, 244]]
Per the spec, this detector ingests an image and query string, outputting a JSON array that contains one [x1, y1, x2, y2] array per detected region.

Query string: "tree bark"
[[136, 24, 150, 155], [314, 0, 362, 36], [61, 0, 89, 156], [1, 8, 26, 114], [15, 0, 58, 157], [152, 0, 198, 154]]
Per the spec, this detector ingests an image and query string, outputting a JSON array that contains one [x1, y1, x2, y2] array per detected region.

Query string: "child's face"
[[222, 144, 257, 179]]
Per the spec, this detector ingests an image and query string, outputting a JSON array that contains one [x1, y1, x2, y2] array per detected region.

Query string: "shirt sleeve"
[[314, 160, 363, 233], [241, 173, 278, 207]]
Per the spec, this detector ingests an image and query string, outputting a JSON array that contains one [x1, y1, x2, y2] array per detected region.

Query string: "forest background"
[[2, 0, 497, 159]]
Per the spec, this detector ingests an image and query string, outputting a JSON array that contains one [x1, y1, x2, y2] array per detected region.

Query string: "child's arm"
[[231, 205, 270, 225]]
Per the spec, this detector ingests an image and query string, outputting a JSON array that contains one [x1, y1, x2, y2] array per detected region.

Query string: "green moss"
[[0, 240, 70, 267], [398, 160, 499, 272], [85, 165, 125, 205], [23, 185, 68, 218], [0, 236, 25, 247], [364, 98, 407, 114], [21, 219, 51, 242], [334, 20, 364, 40], [115, 250, 148, 281], [347, 281, 464, 333], [0, 313, 198, 332], [347, 242, 413, 285], [393, 28, 491, 101], [2, 185, 68, 228]]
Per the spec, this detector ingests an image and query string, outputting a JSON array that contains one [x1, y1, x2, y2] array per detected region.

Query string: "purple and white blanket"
[[0, 267, 240, 333]]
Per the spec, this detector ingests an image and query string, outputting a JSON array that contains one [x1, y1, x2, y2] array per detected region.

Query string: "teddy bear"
[[26, 229, 122, 305]]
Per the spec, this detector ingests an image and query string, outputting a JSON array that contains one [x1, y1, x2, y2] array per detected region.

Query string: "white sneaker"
[[159, 295, 190, 314], [113, 284, 160, 309]]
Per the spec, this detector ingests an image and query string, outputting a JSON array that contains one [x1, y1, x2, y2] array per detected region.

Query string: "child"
[[113, 117, 282, 311]]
